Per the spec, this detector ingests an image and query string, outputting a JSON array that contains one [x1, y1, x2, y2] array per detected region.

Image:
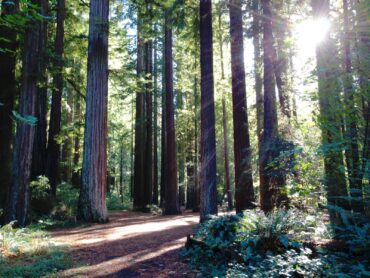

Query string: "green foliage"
[[53, 182, 79, 220], [106, 192, 131, 211], [184, 209, 370, 277], [0, 222, 72, 277], [30, 176, 51, 200]]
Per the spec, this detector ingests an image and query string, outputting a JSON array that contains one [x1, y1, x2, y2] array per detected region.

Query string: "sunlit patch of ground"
[[51, 211, 200, 277]]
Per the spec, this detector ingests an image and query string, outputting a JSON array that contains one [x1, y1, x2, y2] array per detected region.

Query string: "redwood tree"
[[229, 0, 255, 212], [342, 0, 362, 212], [163, 15, 180, 215], [0, 0, 19, 221], [47, 0, 66, 195], [312, 0, 349, 222], [199, 0, 217, 222], [31, 0, 49, 180], [6, 0, 42, 226], [78, 0, 109, 222], [259, 0, 279, 212]]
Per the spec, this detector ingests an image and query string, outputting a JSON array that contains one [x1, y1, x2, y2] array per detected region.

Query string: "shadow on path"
[[52, 211, 199, 277]]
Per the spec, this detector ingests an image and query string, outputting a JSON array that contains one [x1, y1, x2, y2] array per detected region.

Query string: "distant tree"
[[341, 0, 363, 212], [144, 28, 153, 209], [252, 0, 263, 145], [78, 0, 109, 222], [163, 14, 180, 215], [216, 2, 232, 211], [229, 0, 255, 212], [199, 0, 217, 222], [47, 0, 66, 195], [152, 38, 159, 206], [6, 0, 42, 226], [0, 0, 19, 222]]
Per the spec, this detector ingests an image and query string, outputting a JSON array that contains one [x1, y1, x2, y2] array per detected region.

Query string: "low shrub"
[[183, 209, 370, 277], [0, 222, 72, 277]]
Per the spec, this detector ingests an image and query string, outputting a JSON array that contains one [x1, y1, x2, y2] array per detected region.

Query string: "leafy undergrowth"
[[183, 209, 370, 277], [0, 222, 73, 277]]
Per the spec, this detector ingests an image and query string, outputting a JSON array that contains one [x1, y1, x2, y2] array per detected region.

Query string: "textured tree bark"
[[272, 2, 292, 123], [152, 38, 159, 206], [144, 37, 153, 209], [47, 0, 65, 195], [133, 14, 147, 211], [0, 0, 19, 222], [229, 0, 255, 212], [342, 0, 363, 212], [160, 36, 167, 208], [259, 0, 279, 212], [31, 0, 49, 180], [222, 97, 233, 211], [78, 0, 109, 222], [6, 0, 41, 226], [252, 0, 263, 146], [217, 4, 232, 211], [199, 0, 217, 222], [193, 75, 200, 213], [312, 0, 349, 223], [163, 16, 180, 215]]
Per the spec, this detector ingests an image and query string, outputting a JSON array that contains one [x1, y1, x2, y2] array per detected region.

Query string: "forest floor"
[[51, 211, 199, 277]]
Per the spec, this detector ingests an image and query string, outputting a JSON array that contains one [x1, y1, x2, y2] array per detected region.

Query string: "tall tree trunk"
[[259, 0, 279, 212], [252, 0, 263, 145], [312, 0, 349, 223], [217, 4, 232, 211], [144, 37, 153, 209], [193, 75, 200, 212], [222, 97, 233, 210], [47, 0, 65, 196], [71, 97, 81, 188], [229, 0, 255, 212], [6, 0, 42, 226], [160, 35, 166, 208], [163, 16, 180, 215], [152, 38, 159, 205], [31, 0, 49, 180], [272, 2, 292, 124], [130, 92, 134, 200], [78, 0, 109, 222], [342, 0, 363, 212], [0, 0, 19, 222], [133, 13, 147, 211], [199, 0, 217, 222], [119, 143, 124, 201]]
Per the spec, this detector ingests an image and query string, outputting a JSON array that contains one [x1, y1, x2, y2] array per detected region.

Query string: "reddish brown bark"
[[31, 0, 48, 181], [163, 16, 180, 215], [199, 0, 217, 222], [259, 0, 279, 212], [229, 0, 255, 212], [0, 0, 19, 221], [47, 0, 66, 195], [78, 0, 109, 222], [6, 0, 42, 226]]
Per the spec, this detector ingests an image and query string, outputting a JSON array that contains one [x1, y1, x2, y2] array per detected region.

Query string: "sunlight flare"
[[295, 18, 331, 56]]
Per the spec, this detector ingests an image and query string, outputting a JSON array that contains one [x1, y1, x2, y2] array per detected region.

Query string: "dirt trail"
[[52, 211, 199, 278]]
